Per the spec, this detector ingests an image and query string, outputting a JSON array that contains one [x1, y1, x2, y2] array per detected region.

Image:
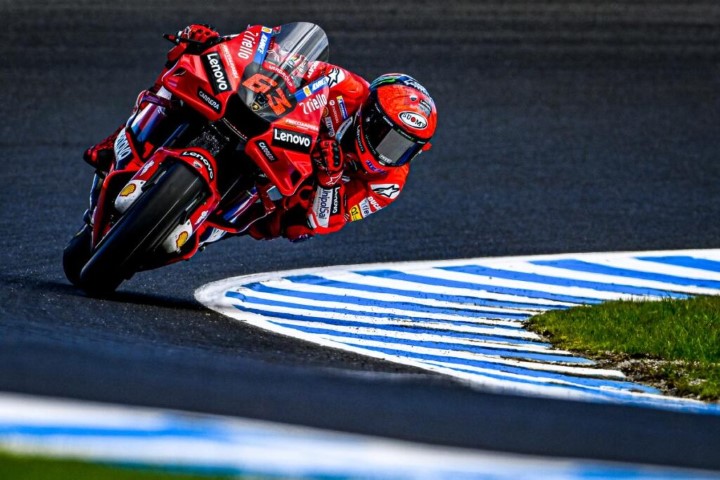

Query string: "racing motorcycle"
[[63, 22, 330, 296]]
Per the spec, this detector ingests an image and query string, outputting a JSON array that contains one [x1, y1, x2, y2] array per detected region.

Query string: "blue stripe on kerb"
[[241, 283, 531, 321], [532, 259, 720, 290], [226, 292, 528, 328], [638, 255, 720, 274], [230, 303, 530, 341], [353, 270, 603, 304], [285, 274, 563, 310], [439, 265, 687, 298], [336, 343, 658, 393], [265, 322, 584, 363]]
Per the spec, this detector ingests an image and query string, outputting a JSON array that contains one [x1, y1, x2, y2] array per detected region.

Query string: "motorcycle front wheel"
[[62, 223, 93, 287], [78, 162, 206, 297]]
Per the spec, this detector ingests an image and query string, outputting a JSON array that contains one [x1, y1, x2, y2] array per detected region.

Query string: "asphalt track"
[[2, 0, 720, 471]]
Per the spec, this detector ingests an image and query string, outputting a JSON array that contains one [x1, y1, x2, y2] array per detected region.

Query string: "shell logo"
[[119, 183, 137, 197], [398, 111, 428, 130], [176, 231, 190, 249]]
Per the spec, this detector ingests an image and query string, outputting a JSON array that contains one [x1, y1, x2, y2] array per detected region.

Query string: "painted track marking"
[[195, 249, 720, 414]]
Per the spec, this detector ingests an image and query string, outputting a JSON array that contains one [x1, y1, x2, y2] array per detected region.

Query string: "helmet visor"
[[362, 102, 424, 167]]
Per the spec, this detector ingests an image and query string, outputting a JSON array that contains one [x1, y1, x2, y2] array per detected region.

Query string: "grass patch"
[[0, 451, 237, 480], [527, 295, 720, 401]]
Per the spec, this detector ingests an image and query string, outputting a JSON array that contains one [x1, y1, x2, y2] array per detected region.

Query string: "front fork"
[[84, 172, 105, 225]]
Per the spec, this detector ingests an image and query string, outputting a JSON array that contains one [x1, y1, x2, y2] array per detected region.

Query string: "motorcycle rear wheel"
[[78, 162, 206, 297]]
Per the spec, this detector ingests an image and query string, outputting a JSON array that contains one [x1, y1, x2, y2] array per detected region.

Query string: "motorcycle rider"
[[84, 24, 438, 242]]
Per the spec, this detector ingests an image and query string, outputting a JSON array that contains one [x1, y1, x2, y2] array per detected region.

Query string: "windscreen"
[[237, 22, 329, 122]]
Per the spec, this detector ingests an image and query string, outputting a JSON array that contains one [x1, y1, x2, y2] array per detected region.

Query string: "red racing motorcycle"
[[63, 22, 329, 295]]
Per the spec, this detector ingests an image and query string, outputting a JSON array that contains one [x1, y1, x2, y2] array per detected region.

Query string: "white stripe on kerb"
[[195, 249, 720, 414]]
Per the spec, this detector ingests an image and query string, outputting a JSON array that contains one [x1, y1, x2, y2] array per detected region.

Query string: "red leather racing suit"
[[249, 62, 410, 241]]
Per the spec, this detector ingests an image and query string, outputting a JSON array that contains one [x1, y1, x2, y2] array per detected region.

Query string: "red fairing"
[[162, 39, 243, 121]]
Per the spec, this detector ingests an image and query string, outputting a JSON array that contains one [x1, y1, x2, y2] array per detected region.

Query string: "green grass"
[[0, 451, 238, 480], [527, 295, 720, 400]]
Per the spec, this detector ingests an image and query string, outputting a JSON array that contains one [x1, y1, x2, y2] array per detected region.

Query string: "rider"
[[84, 24, 438, 242]]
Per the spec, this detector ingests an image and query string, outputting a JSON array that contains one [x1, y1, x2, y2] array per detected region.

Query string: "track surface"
[[2, 0, 720, 470]]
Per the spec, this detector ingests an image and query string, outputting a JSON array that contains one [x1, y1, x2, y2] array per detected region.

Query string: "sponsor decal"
[[202, 52, 230, 95], [272, 128, 313, 153], [254, 28, 272, 64], [337, 96, 348, 119], [306, 60, 320, 79], [355, 125, 366, 153], [294, 76, 328, 102], [301, 93, 328, 115], [399, 111, 428, 130], [138, 160, 154, 175], [349, 205, 363, 221], [197, 88, 221, 113], [335, 117, 353, 141], [263, 62, 295, 89], [237, 29, 258, 60], [418, 99, 433, 116], [326, 67, 346, 87], [312, 186, 335, 228], [368, 196, 382, 211], [181, 150, 214, 180], [372, 74, 430, 97], [324, 116, 336, 137], [176, 231, 190, 249], [113, 129, 132, 164], [359, 198, 372, 217], [119, 183, 137, 197], [283, 118, 319, 132], [220, 44, 239, 79], [331, 187, 341, 215], [371, 183, 401, 199], [194, 209, 210, 228], [256, 140, 277, 163]]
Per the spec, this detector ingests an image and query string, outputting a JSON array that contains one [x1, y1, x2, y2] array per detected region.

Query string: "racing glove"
[[167, 24, 220, 64], [308, 140, 347, 232], [312, 139, 344, 187], [179, 24, 220, 43]]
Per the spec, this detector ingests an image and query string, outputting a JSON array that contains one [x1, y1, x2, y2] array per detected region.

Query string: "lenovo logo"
[[271, 128, 313, 153], [202, 52, 230, 94]]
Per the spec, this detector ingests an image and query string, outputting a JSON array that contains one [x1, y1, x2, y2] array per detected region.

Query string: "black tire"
[[62, 223, 93, 287], [78, 162, 206, 296]]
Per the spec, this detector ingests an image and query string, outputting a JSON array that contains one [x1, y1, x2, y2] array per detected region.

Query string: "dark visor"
[[362, 102, 424, 167]]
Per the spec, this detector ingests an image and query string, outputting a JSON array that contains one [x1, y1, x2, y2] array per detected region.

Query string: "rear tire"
[[78, 162, 206, 297]]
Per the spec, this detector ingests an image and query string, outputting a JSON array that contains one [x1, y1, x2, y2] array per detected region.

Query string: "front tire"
[[63, 223, 93, 287], [78, 162, 206, 296]]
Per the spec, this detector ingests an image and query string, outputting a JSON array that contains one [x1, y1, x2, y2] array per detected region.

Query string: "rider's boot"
[[82, 126, 122, 226]]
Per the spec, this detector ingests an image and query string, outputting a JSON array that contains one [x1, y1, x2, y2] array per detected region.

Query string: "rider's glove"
[[312, 139, 344, 187], [167, 24, 220, 64], [178, 24, 220, 43]]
